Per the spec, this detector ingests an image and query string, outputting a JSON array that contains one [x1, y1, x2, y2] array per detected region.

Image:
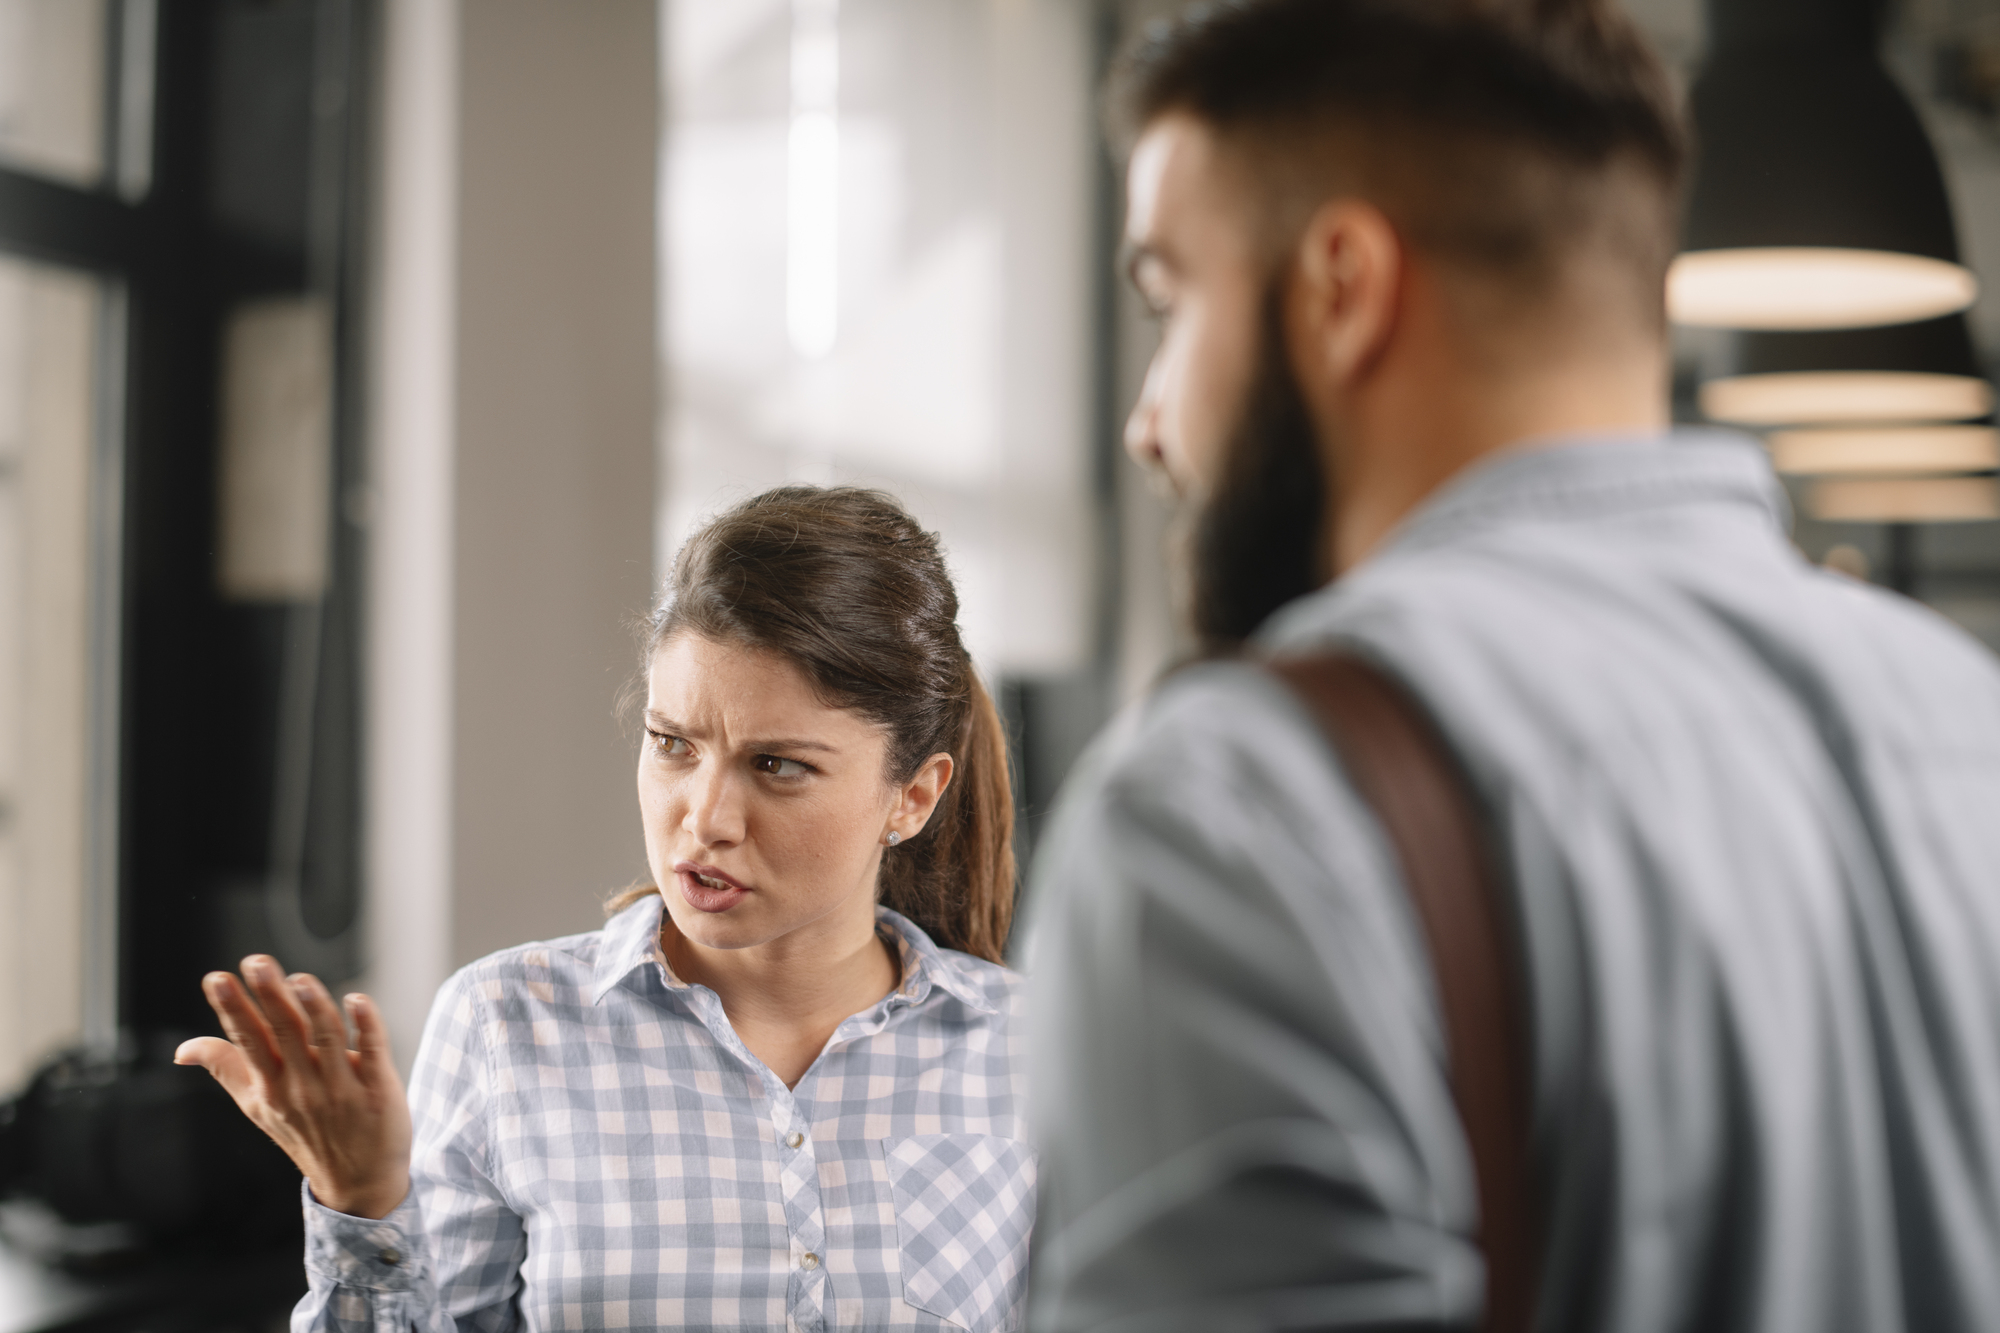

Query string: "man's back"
[[1027, 435, 2000, 1332]]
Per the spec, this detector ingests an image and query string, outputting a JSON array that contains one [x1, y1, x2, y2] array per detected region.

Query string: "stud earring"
[[886, 831, 902, 847]]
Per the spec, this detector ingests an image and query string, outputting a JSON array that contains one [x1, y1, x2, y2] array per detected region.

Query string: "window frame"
[[0, 0, 376, 1050]]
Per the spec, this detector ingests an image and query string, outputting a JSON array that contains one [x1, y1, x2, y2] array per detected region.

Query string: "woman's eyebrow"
[[644, 712, 839, 755], [748, 737, 840, 755]]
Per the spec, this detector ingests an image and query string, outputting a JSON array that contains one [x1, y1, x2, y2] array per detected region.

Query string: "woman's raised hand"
[[174, 955, 413, 1220]]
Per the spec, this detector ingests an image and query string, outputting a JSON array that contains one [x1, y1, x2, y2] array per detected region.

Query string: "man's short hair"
[[1110, 0, 1687, 326]]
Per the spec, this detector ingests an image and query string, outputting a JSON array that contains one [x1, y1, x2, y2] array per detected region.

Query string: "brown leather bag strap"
[[1268, 654, 1537, 1333]]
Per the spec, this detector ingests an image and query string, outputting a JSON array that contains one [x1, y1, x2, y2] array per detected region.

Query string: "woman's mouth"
[[674, 861, 750, 913]]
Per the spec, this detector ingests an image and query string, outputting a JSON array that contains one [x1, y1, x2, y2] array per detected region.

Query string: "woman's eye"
[[649, 731, 691, 757], [754, 754, 810, 778]]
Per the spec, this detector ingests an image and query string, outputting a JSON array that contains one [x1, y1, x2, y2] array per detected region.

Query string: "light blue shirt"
[[296, 896, 1033, 1333], [1027, 434, 2000, 1332]]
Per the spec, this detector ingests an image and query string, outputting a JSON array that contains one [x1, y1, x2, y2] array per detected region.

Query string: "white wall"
[[661, 0, 1098, 682], [0, 262, 102, 1092], [368, 0, 658, 1067]]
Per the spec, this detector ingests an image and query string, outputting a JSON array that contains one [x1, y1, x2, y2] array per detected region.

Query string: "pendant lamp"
[[1673, 0, 1979, 331], [1699, 316, 1990, 425], [1766, 425, 2000, 475], [1701, 370, 1992, 426], [1808, 476, 2000, 523]]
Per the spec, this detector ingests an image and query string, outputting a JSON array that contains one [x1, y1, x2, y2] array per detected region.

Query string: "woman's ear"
[[887, 753, 955, 843]]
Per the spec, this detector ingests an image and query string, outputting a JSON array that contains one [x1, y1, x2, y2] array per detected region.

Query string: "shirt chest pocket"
[[882, 1133, 1037, 1332]]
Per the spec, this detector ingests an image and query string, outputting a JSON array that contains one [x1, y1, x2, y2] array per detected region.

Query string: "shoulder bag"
[[1267, 653, 1538, 1333]]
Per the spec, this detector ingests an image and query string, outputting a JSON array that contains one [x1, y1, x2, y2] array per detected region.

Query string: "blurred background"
[[1, 0, 1999, 1327]]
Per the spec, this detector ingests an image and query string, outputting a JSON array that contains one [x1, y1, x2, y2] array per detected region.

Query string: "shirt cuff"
[[301, 1179, 424, 1292]]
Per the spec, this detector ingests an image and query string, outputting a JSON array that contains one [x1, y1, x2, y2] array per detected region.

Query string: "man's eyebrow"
[[642, 713, 839, 755]]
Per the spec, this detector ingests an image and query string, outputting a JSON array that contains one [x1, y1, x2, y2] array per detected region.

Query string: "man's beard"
[[1185, 295, 1330, 655]]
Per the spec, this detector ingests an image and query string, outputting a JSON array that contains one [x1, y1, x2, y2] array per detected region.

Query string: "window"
[[0, 256, 114, 1092], [0, 0, 370, 1090]]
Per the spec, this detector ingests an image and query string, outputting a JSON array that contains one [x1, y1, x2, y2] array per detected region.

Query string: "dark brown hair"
[[1109, 0, 1688, 324], [610, 487, 1016, 963]]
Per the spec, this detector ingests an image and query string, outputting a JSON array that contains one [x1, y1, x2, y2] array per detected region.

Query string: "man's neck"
[[1324, 345, 1669, 574]]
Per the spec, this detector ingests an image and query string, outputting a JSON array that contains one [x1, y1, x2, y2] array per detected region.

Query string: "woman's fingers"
[[173, 1035, 255, 1100], [343, 992, 401, 1093], [200, 970, 286, 1084], [240, 954, 318, 1071], [186, 967, 413, 1210], [289, 972, 358, 1089]]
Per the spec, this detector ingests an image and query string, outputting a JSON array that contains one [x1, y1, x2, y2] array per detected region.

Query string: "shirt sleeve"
[[1023, 663, 1483, 1333], [293, 968, 527, 1333]]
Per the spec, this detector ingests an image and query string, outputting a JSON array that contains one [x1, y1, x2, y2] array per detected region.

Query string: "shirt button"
[[784, 1131, 804, 1149], [378, 1248, 402, 1267], [801, 1252, 820, 1270]]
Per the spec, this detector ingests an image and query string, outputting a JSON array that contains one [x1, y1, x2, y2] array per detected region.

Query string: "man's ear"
[[1285, 199, 1404, 394]]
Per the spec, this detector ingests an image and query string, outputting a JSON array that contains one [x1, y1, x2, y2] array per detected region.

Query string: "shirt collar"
[[589, 892, 996, 1015], [876, 905, 998, 1014], [1255, 429, 1788, 650], [1375, 428, 1788, 561], [592, 892, 672, 1004]]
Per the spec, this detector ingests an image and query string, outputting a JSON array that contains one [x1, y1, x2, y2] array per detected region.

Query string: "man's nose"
[[681, 763, 745, 847], [1124, 370, 1166, 471]]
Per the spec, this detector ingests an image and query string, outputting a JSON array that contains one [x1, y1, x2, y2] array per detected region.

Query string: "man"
[[1025, 2, 2000, 1331]]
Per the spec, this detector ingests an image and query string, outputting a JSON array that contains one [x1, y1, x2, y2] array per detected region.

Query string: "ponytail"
[[878, 669, 1015, 963]]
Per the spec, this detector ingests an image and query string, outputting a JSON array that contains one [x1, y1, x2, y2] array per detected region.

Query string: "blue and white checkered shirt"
[[294, 895, 1032, 1333]]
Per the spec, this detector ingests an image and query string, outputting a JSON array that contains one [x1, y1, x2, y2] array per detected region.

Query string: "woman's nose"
[[681, 764, 745, 848]]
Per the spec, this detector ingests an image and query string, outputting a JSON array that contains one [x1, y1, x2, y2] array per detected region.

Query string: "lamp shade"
[[1679, 0, 1976, 330], [1808, 476, 2000, 522], [1766, 425, 2000, 474], [1701, 371, 1994, 426], [1669, 249, 1975, 330], [1700, 315, 1989, 426]]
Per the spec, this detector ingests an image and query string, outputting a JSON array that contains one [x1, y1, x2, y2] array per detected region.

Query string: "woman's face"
[[638, 631, 951, 954]]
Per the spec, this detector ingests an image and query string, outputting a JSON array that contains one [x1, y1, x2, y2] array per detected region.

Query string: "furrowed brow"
[[644, 713, 839, 756], [747, 737, 840, 755]]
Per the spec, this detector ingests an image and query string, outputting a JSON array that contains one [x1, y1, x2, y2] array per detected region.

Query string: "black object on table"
[[0, 1048, 306, 1333], [0, 1228, 304, 1333]]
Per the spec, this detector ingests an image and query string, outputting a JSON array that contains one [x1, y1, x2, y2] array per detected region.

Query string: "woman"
[[177, 488, 1032, 1332]]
